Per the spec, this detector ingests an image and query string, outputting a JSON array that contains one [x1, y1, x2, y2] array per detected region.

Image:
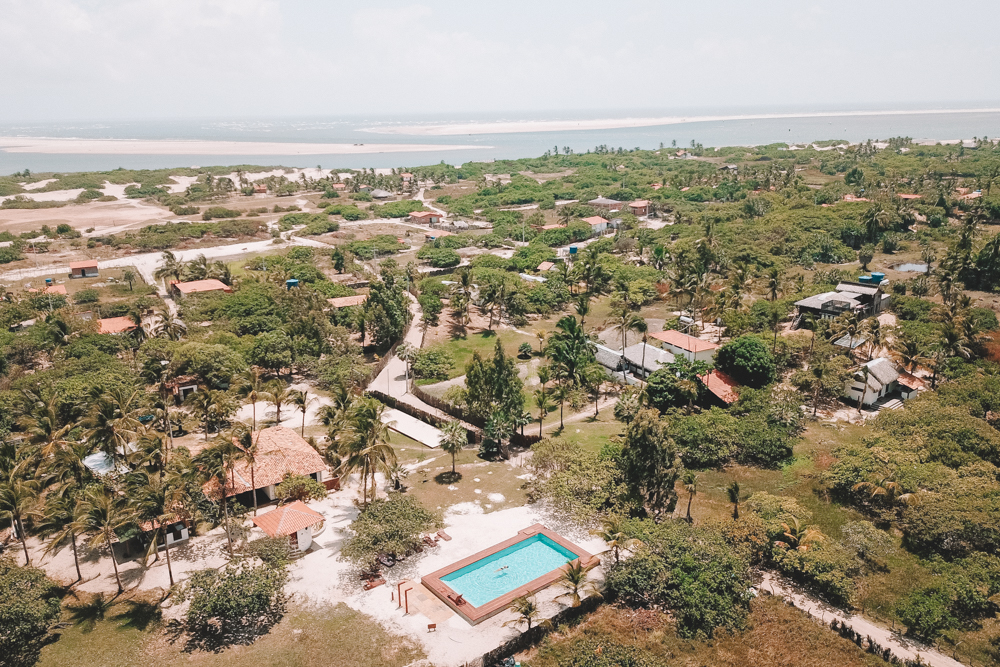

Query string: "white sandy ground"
[[232, 381, 332, 432], [282, 498, 607, 667], [0, 137, 487, 155], [20, 179, 58, 190], [364, 107, 1000, 136], [381, 408, 443, 448], [165, 175, 198, 193]]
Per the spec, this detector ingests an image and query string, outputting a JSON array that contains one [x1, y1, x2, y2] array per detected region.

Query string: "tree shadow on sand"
[[434, 471, 462, 485]]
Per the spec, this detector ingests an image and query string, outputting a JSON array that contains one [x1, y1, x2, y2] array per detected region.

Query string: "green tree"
[[439, 420, 466, 475], [178, 561, 288, 634], [74, 485, 138, 593], [715, 335, 776, 388], [275, 473, 327, 503], [0, 556, 61, 667], [465, 339, 525, 423], [502, 595, 551, 632], [683, 471, 697, 523], [289, 389, 315, 437], [0, 479, 39, 565], [131, 471, 188, 587], [619, 409, 682, 519], [557, 559, 601, 608], [248, 330, 294, 378]]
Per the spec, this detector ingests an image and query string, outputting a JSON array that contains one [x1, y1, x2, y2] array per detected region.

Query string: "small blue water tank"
[[45, 278, 52, 285], [857, 275, 872, 284], [870, 272, 885, 283], [285, 278, 299, 290], [569, 246, 578, 255]]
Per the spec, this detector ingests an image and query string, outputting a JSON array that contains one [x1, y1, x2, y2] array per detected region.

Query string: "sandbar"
[[0, 137, 487, 155], [363, 107, 1000, 136]]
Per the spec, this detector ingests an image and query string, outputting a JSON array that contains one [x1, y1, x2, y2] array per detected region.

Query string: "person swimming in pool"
[[494, 565, 510, 574]]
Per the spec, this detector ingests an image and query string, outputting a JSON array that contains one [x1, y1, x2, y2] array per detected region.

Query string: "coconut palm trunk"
[[69, 531, 81, 581], [162, 525, 174, 587], [105, 528, 123, 593], [17, 516, 29, 565]]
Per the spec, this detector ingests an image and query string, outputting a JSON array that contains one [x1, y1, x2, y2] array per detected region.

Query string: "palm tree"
[[938, 321, 972, 361], [337, 399, 397, 507], [852, 476, 921, 508], [36, 491, 83, 582], [552, 383, 570, 430], [0, 479, 39, 565], [262, 381, 294, 426], [831, 311, 864, 354], [726, 481, 743, 519], [892, 336, 926, 373], [778, 517, 825, 552], [590, 516, 641, 564], [533, 389, 551, 437], [683, 471, 697, 523], [556, 559, 601, 608], [615, 305, 644, 382], [74, 485, 138, 593], [17, 388, 74, 460], [187, 388, 224, 441], [153, 250, 184, 286], [151, 309, 187, 341], [84, 386, 144, 466], [122, 268, 137, 291], [235, 367, 266, 432], [502, 595, 551, 632], [574, 294, 590, 326], [765, 267, 783, 301], [290, 389, 316, 437], [546, 315, 596, 388], [131, 471, 188, 587], [535, 330, 547, 354], [439, 420, 466, 475], [194, 444, 238, 557]]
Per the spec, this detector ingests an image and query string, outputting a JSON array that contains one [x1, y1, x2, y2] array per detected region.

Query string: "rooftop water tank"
[[569, 246, 578, 255], [857, 275, 873, 284], [870, 272, 885, 283], [45, 278, 52, 285]]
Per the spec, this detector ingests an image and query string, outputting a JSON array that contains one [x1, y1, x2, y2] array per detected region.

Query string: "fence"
[[478, 595, 603, 667], [410, 383, 486, 430]]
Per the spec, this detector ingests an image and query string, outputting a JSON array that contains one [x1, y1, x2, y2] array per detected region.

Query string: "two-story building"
[[794, 282, 888, 321]]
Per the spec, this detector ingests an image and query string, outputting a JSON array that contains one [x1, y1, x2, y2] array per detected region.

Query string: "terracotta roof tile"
[[70, 260, 98, 269], [649, 329, 719, 352], [699, 369, 740, 405], [252, 501, 324, 538], [327, 294, 367, 308], [205, 426, 327, 499], [98, 316, 137, 334], [172, 279, 232, 294]]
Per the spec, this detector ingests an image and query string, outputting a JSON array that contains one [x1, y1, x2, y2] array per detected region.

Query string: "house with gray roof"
[[845, 357, 922, 407], [622, 342, 675, 379], [794, 281, 887, 321]]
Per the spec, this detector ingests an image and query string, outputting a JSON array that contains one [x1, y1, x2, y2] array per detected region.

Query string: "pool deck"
[[420, 523, 598, 625]]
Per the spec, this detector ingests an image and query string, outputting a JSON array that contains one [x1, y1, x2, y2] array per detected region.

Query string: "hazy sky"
[[3, 0, 999, 122]]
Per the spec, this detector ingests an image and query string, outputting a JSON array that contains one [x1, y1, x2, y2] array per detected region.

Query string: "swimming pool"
[[421, 524, 596, 624], [440, 534, 577, 607]]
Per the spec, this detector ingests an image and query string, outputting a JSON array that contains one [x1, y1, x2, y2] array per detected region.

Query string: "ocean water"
[[439, 534, 576, 607], [1, 107, 999, 173]]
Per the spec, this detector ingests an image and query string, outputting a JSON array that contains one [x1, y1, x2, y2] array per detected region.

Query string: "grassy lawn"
[[398, 447, 529, 514], [39, 593, 423, 667], [432, 329, 535, 379]]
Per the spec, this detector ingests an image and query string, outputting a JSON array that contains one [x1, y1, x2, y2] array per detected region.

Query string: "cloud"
[[0, 0, 998, 122]]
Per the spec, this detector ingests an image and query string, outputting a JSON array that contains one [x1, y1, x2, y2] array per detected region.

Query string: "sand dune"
[[363, 107, 1000, 136], [0, 137, 487, 155]]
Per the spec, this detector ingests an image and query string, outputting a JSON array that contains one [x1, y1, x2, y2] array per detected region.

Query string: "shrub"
[[202, 206, 242, 220], [178, 561, 288, 633], [274, 473, 327, 503], [0, 556, 61, 665], [340, 494, 440, 567], [73, 288, 100, 304], [416, 246, 461, 267], [411, 346, 454, 381], [715, 335, 776, 388]]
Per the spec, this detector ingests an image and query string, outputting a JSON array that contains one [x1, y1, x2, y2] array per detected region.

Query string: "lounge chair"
[[363, 577, 385, 591], [377, 554, 396, 568], [436, 530, 452, 541]]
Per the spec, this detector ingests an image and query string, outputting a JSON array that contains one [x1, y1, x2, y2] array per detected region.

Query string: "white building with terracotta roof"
[[649, 329, 719, 363], [70, 260, 99, 278], [251, 501, 325, 552], [204, 426, 330, 503]]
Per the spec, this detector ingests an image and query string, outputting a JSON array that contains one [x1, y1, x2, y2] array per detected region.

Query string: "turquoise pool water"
[[440, 534, 577, 607]]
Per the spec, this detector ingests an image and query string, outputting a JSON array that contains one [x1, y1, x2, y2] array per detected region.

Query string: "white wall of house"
[[262, 484, 276, 501], [661, 343, 716, 364], [165, 523, 189, 546], [294, 526, 312, 552], [845, 380, 892, 406]]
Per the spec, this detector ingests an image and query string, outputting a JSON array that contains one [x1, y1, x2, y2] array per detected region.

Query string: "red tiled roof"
[[172, 279, 232, 294], [699, 369, 740, 405], [44, 284, 67, 295], [582, 216, 607, 226], [897, 370, 925, 391], [843, 194, 869, 202], [98, 316, 137, 334], [410, 211, 438, 219], [332, 183, 347, 190], [537, 261, 555, 272], [327, 294, 367, 308], [252, 501, 324, 538], [205, 426, 327, 499], [649, 329, 719, 353], [897, 194, 922, 200], [538, 223, 565, 230], [630, 200, 650, 207], [70, 260, 98, 269], [425, 229, 453, 237]]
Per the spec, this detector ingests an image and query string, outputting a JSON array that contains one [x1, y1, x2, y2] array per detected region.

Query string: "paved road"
[[760, 573, 965, 667]]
